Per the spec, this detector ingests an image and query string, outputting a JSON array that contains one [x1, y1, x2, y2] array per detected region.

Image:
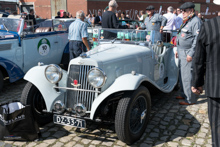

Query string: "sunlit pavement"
[[0, 79, 211, 147]]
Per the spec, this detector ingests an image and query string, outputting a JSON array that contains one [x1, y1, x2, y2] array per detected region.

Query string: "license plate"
[[53, 114, 86, 128]]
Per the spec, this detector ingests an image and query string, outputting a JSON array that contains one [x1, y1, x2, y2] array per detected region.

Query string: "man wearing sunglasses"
[[175, 2, 202, 105]]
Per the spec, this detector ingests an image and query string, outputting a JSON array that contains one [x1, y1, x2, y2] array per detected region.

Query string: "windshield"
[[0, 18, 21, 32], [88, 28, 177, 49], [53, 19, 75, 31]]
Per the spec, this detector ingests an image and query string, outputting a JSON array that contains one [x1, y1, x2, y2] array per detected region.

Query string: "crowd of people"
[[55, 11, 73, 18]]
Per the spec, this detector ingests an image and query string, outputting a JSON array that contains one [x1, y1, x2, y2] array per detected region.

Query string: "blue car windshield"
[[0, 18, 21, 32]]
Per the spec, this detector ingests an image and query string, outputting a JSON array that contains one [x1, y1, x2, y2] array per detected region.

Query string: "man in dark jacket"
[[55, 11, 61, 18], [94, 11, 102, 25], [102, 0, 129, 39], [25, 9, 36, 25], [191, 2, 220, 146]]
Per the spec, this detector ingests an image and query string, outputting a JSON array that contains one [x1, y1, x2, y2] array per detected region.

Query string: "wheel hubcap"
[[141, 109, 147, 123], [129, 95, 147, 134]]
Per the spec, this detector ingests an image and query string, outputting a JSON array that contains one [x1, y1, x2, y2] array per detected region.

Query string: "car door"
[[0, 38, 23, 69], [153, 44, 168, 84], [21, 32, 61, 73]]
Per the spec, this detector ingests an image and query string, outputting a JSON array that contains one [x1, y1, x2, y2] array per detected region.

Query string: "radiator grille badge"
[[71, 79, 81, 88]]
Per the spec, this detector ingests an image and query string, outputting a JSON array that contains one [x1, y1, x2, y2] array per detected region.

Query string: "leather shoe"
[[179, 101, 195, 105], [176, 96, 185, 99]]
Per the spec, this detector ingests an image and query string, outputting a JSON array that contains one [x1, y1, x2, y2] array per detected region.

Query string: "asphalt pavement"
[[0, 79, 212, 147]]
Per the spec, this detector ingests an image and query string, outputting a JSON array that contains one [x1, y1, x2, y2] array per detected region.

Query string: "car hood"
[[87, 43, 151, 63]]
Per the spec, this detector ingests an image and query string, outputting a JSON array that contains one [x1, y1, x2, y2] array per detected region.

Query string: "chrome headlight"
[[45, 64, 63, 84], [87, 67, 106, 88]]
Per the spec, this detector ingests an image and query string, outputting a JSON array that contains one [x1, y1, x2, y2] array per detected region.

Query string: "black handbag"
[[0, 101, 40, 141]]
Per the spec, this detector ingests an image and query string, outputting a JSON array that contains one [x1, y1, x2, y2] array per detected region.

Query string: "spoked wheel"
[[21, 82, 53, 126], [115, 86, 151, 145], [0, 71, 4, 91]]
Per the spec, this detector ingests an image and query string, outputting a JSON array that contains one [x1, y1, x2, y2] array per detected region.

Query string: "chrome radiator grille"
[[67, 65, 96, 111]]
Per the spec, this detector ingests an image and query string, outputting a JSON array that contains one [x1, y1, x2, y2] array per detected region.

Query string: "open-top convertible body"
[[21, 28, 178, 144]]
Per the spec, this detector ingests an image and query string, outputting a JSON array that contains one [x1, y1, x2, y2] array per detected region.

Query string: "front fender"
[[90, 73, 147, 119], [0, 57, 24, 83], [24, 65, 67, 111]]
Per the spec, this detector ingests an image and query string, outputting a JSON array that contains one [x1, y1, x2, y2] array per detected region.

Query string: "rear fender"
[[0, 57, 24, 83], [24, 65, 67, 111]]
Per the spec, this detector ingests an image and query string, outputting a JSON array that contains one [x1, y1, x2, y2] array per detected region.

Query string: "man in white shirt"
[[163, 6, 177, 31], [137, 10, 144, 21], [174, 7, 183, 30]]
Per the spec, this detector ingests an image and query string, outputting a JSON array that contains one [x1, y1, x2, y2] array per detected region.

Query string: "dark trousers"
[[69, 41, 86, 60], [208, 97, 220, 147]]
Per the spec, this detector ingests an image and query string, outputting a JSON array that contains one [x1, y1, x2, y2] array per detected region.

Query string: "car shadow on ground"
[[147, 90, 203, 146], [38, 90, 204, 146]]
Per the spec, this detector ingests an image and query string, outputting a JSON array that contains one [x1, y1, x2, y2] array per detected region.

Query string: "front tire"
[[115, 86, 151, 144], [21, 82, 53, 126]]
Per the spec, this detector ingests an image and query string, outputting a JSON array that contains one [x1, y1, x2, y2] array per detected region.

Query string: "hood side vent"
[[0, 44, 12, 51]]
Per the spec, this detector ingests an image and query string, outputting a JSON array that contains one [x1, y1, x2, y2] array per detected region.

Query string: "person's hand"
[[126, 24, 130, 28], [186, 55, 192, 62], [191, 86, 203, 95], [175, 51, 178, 58], [160, 29, 163, 33], [136, 27, 140, 30]]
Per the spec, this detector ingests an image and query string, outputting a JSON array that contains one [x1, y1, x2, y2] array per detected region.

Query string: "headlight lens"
[[45, 64, 63, 84], [87, 67, 106, 88]]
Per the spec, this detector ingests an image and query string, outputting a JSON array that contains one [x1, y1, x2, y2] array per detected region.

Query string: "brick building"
[[18, 0, 219, 19], [0, 0, 19, 14]]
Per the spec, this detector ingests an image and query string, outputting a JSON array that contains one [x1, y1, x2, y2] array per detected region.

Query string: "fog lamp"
[[54, 100, 65, 114], [74, 103, 87, 116]]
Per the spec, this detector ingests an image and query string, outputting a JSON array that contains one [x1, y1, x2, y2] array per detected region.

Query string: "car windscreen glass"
[[52, 19, 75, 31], [0, 18, 21, 32], [89, 28, 177, 49]]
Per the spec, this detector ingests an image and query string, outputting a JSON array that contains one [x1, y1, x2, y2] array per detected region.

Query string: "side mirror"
[[20, 32, 25, 38]]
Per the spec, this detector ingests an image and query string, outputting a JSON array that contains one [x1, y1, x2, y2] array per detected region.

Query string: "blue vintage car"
[[0, 17, 73, 91]]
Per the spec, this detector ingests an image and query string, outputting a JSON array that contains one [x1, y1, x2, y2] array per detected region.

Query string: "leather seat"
[[35, 27, 51, 33]]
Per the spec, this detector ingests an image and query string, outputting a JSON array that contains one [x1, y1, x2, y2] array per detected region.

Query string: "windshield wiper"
[[111, 38, 118, 44], [3, 23, 9, 32]]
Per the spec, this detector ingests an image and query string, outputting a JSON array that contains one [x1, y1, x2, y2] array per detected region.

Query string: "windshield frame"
[[0, 17, 24, 35], [88, 28, 177, 49]]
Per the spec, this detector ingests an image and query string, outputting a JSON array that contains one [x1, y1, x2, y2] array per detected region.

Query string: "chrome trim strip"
[[54, 86, 101, 93]]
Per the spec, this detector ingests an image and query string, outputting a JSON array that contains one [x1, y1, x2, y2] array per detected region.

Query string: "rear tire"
[[115, 86, 151, 144], [0, 71, 3, 91], [21, 82, 53, 126]]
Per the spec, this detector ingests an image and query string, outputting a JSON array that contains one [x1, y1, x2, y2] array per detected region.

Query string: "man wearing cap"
[[138, 5, 167, 43], [191, 0, 220, 146], [175, 2, 202, 105]]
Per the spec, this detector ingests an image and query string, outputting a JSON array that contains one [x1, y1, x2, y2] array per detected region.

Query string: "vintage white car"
[[0, 17, 74, 91], [21, 28, 178, 144]]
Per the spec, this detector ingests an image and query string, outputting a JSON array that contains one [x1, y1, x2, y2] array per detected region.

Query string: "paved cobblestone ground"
[[0, 79, 211, 147]]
